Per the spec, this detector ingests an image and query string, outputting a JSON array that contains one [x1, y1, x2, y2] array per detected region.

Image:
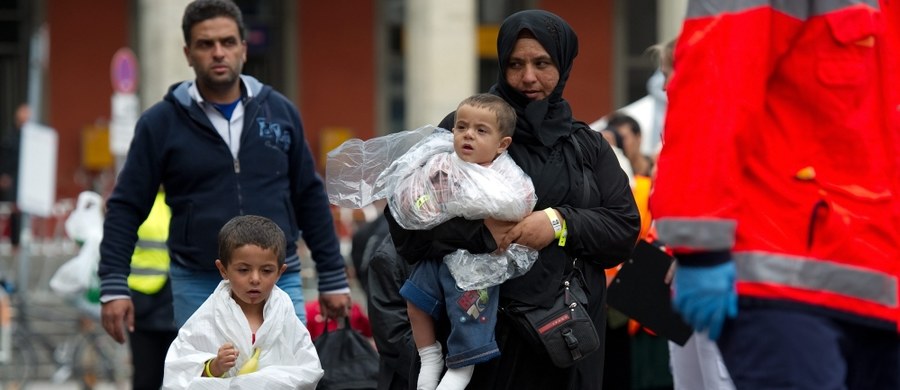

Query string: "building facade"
[[1, 0, 684, 200]]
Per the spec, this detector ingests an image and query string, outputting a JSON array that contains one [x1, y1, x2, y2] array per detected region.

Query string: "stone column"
[[405, 0, 477, 129], [137, 0, 194, 111], [658, 0, 688, 43]]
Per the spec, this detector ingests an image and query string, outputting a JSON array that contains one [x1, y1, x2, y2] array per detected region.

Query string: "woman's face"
[[505, 37, 559, 101]]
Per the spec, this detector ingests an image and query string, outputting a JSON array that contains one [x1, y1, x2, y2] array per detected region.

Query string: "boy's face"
[[215, 244, 286, 310], [452, 104, 512, 166]]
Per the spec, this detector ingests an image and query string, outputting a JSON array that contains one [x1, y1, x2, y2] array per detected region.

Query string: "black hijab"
[[490, 9, 579, 147]]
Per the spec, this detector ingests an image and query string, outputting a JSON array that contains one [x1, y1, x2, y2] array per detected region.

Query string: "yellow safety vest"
[[127, 192, 171, 294]]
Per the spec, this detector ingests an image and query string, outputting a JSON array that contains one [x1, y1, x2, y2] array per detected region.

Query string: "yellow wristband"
[[205, 359, 226, 378], [558, 218, 567, 247], [543, 208, 563, 239]]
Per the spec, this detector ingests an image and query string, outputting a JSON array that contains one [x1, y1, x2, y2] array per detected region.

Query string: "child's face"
[[215, 244, 286, 310], [452, 104, 512, 166]]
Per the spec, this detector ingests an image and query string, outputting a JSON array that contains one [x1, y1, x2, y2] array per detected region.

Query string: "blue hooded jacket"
[[99, 76, 348, 298]]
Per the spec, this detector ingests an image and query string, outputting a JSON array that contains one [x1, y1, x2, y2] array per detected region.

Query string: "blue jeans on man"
[[169, 259, 306, 327]]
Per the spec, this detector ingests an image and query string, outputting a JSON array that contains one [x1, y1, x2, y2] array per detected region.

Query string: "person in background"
[[600, 127, 635, 188], [652, 1, 900, 388], [387, 10, 640, 389], [0, 103, 29, 250], [349, 210, 389, 294], [648, 37, 735, 390], [163, 215, 322, 389], [128, 190, 178, 390], [366, 234, 420, 390], [304, 299, 372, 341], [99, 0, 351, 346], [607, 113, 651, 178], [603, 111, 673, 390]]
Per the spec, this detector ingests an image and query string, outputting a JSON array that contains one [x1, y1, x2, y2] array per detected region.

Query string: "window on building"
[[613, 0, 658, 107]]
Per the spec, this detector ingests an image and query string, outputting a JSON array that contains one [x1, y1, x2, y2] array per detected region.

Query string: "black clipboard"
[[607, 240, 693, 346]]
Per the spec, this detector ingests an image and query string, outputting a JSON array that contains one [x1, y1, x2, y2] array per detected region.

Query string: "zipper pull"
[[233, 159, 240, 173]]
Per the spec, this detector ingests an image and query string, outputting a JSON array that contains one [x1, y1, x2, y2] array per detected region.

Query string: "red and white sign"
[[110, 47, 139, 94]]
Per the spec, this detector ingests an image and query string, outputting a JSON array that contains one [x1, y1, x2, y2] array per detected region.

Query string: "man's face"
[[505, 37, 559, 101], [616, 124, 641, 159], [452, 104, 511, 166], [183, 16, 246, 96]]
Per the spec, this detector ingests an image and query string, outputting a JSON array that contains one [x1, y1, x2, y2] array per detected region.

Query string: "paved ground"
[[14, 381, 125, 390]]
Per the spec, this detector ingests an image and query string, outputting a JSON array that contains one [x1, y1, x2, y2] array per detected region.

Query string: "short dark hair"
[[457, 93, 517, 138], [182, 0, 246, 45], [606, 112, 641, 137], [601, 128, 624, 149], [217, 215, 286, 267], [647, 38, 676, 69]]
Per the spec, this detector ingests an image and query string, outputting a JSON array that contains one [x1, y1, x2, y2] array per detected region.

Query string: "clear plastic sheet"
[[444, 243, 538, 290], [384, 133, 536, 230], [326, 125, 439, 209], [326, 126, 539, 288]]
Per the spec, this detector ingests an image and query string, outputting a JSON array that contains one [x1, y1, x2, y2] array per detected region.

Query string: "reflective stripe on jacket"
[[128, 192, 170, 295], [651, 0, 900, 329]]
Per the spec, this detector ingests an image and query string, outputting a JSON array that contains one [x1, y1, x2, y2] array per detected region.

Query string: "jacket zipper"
[[224, 116, 243, 215], [234, 96, 261, 216]]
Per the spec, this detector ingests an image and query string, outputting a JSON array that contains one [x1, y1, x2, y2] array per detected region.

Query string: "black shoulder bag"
[[313, 317, 379, 390], [502, 133, 601, 368]]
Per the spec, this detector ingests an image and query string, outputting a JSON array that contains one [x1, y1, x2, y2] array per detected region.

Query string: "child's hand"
[[484, 217, 516, 251], [210, 342, 239, 377]]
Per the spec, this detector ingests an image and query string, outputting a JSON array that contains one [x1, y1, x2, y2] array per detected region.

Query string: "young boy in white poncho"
[[163, 215, 323, 389]]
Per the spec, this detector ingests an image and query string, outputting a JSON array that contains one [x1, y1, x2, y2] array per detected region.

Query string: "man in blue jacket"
[[99, 0, 351, 344]]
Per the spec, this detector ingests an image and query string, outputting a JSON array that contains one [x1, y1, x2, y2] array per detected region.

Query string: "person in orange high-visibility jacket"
[[651, 1, 900, 388]]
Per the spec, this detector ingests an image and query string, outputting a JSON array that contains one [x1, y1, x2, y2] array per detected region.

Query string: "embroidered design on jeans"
[[457, 289, 490, 321], [257, 117, 291, 151]]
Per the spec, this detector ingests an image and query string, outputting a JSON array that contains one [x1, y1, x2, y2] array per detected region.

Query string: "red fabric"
[[651, 2, 900, 328], [305, 301, 373, 340]]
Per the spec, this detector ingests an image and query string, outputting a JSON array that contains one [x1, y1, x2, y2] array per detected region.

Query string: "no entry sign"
[[110, 47, 139, 94]]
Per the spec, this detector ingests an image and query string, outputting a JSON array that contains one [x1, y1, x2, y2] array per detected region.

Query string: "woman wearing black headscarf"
[[386, 9, 639, 389]]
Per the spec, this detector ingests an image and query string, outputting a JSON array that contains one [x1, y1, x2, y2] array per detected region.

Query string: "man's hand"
[[101, 298, 134, 344], [672, 261, 738, 340], [319, 293, 352, 319]]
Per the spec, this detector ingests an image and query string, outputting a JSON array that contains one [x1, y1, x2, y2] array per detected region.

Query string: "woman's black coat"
[[385, 9, 640, 390]]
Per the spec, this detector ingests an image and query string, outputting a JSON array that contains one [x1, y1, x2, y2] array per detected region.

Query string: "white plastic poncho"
[[163, 280, 323, 390], [327, 128, 539, 290]]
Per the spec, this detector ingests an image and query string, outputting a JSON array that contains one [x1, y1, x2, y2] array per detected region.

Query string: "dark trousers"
[[129, 328, 177, 390], [718, 306, 900, 390], [602, 320, 631, 389], [6, 209, 19, 246]]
